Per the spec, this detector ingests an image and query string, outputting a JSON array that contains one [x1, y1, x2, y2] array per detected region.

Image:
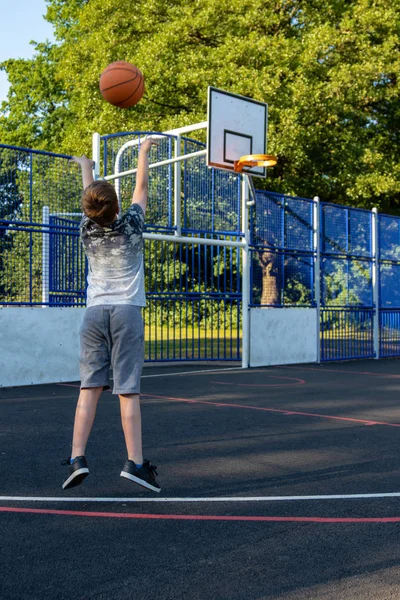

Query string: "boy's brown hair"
[[82, 181, 119, 226]]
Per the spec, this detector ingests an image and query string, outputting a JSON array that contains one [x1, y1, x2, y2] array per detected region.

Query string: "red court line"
[[1, 506, 400, 523], [140, 393, 400, 428]]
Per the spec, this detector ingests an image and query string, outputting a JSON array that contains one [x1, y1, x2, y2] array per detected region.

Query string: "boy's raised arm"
[[70, 155, 95, 190], [131, 138, 158, 215]]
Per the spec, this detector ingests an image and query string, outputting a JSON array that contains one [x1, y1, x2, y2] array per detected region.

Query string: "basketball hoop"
[[233, 154, 278, 173], [233, 154, 278, 207]]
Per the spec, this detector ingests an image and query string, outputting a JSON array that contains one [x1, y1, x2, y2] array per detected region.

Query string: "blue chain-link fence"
[[2, 138, 400, 363], [319, 204, 374, 361], [250, 194, 400, 361], [143, 237, 241, 361]]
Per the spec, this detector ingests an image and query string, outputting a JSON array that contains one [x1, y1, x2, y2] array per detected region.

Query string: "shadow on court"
[[1, 359, 400, 600]]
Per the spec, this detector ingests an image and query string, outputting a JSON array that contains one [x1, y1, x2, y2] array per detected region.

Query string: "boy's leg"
[[119, 393, 143, 465], [74, 305, 112, 456], [62, 387, 103, 490], [72, 387, 103, 458], [119, 393, 160, 492], [111, 306, 160, 492], [111, 305, 144, 465], [62, 307, 111, 489]]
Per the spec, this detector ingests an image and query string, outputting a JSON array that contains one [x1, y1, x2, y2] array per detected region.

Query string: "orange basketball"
[[99, 61, 145, 108]]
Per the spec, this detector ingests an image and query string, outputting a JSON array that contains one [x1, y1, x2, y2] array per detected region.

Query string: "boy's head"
[[82, 180, 119, 226]]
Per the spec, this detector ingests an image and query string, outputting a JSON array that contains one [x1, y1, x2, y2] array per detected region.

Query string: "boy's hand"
[[139, 137, 159, 154], [70, 155, 95, 169]]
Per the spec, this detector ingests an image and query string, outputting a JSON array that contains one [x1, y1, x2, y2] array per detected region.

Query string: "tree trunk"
[[257, 249, 280, 305]]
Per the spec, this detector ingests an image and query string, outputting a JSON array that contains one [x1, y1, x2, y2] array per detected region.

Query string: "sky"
[[0, 0, 54, 104]]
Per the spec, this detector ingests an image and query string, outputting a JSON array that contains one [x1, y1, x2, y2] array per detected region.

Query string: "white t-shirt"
[[80, 204, 146, 307]]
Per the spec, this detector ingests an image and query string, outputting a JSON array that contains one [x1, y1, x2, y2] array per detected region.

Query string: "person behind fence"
[[61, 137, 161, 493]]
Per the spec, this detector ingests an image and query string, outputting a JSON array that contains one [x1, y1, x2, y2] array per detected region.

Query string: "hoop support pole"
[[241, 176, 251, 369]]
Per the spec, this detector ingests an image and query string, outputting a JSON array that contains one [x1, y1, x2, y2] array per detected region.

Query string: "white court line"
[[59, 366, 289, 386], [1, 493, 400, 503], [141, 367, 245, 379]]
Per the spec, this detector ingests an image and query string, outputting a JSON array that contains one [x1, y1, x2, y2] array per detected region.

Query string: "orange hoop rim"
[[233, 154, 278, 173]]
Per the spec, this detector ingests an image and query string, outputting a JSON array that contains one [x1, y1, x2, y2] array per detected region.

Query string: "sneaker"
[[120, 459, 161, 493], [61, 456, 89, 490]]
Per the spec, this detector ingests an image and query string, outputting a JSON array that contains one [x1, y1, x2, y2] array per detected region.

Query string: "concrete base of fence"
[[249, 307, 318, 367], [0, 307, 85, 387]]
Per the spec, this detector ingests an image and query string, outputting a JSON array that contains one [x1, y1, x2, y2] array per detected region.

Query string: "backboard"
[[207, 87, 268, 178]]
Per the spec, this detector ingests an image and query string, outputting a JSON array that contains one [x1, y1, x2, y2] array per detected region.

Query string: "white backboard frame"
[[207, 87, 268, 178]]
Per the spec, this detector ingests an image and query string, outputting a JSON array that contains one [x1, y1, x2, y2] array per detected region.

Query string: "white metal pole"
[[174, 135, 182, 236], [42, 206, 50, 307], [92, 133, 101, 181], [104, 149, 207, 182], [372, 207, 379, 359], [313, 197, 321, 363], [241, 176, 251, 369], [143, 232, 246, 248], [162, 121, 207, 137]]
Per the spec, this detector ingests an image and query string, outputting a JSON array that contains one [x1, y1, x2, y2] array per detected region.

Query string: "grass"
[[144, 325, 241, 361]]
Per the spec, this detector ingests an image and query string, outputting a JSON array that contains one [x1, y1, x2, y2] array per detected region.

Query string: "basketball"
[[99, 61, 145, 108]]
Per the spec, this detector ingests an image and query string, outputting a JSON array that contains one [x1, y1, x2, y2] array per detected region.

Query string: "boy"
[[62, 137, 160, 493]]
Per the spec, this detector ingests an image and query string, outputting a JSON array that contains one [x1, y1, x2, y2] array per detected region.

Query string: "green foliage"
[[283, 277, 313, 306], [0, 0, 399, 210], [0, 43, 69, 150]]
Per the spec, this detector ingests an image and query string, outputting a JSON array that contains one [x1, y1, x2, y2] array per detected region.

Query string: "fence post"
[[174, 135, 182, 236], [372, 207, 380, 359], [42, 206, 50, 306], [92, 133, 101, 181], [313, 197, 321, 363], [241, 176, 250, 369]]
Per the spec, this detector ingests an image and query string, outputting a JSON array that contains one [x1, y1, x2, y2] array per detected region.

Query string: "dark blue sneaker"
[[62, 456, 89, 490], [120, 459, 161, 493]]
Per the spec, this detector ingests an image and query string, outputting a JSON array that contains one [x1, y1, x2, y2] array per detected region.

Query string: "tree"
[[0, 42, 69, 151], [0, 0, 399, 211]]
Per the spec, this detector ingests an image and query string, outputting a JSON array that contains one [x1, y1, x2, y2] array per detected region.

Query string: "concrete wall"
[[250, 307, 318, 367], [0, 305, 319, 386], [0, 307, 85, 387]]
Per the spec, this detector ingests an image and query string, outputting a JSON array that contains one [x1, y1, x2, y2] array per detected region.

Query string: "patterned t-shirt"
[[80, 204, 146, 307]]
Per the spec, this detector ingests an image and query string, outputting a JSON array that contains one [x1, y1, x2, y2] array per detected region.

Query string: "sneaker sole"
[[120, 470, 161, 493], [62, 468, 89, 490]]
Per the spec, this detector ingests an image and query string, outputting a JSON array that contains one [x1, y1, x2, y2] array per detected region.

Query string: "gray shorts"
[[79, 305, 144, 395]]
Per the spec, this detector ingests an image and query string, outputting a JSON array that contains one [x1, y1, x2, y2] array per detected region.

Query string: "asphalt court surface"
[[1, 359, 400, 599]]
